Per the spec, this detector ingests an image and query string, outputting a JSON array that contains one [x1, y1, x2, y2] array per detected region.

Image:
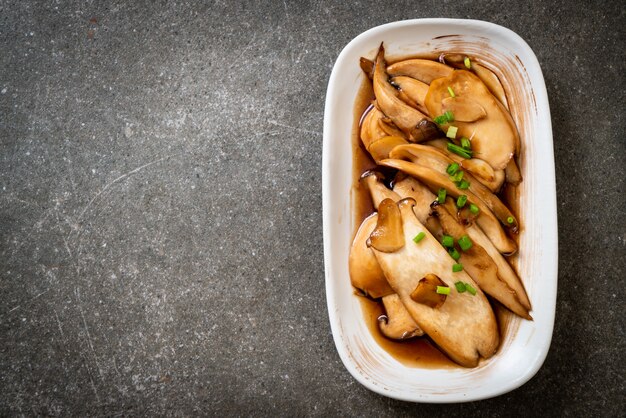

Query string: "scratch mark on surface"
[[70, 153, 181, 240], [53, 309, 65, 339], [76, 288, 105, 381], [268, 119, 321, 136], [0, 288, 50, 320]]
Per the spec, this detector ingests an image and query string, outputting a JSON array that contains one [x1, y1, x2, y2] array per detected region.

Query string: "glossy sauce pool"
[[351, 57, 522, 368]]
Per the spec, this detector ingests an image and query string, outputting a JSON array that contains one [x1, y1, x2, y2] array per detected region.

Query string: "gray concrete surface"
[[1, 0, 624, 416]]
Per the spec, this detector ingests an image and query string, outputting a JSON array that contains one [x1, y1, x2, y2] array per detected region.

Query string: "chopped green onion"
[[457, 180, 470, 190], [449, 247, 461, 260], [458, 235, 473, 251], [447, 86, 456, 98], [465, 283, 477, 295], [469, 203, 480, 214], [461, 137, 471, 150], [464, 56, 471, 69], [433, 115, 447, 125], [446, 162, 460, 175], [455, 281, 467, 293], [442, 235, 454, 248], [446, 126, 458, 139], [456, 195, 468, 208], [436, 286, 451, 295], [437, 188, 447, 204], [447, 143, 472, 158], [450, 170, 464, 183], [507, 216, 515, 224], [413, 232, 426, 243], [444, 110, 454, 122], [452, 263, 463, 272]]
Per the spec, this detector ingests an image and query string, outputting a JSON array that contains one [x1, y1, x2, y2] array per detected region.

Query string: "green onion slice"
[[447, 86, 456, 98], [413, 232, 426, 243], [456, 195, 468, 208], [461, 137, 471, 150], [507, 216, 515, 224], [458, 235, 473, 251], [452, 263, 463, 272], [469, 203, 480, 214], [447, 143, 472, 158], [442, 235, 454, 248], [444, 110, 454, 122], [437, 188, 446, 204], [446, 126, 458, 139], [449, 247, 461, 261], [433, 115, 447, 125], [465, 283, 477, 295], [446, 162, 460, 175], [455, 281, 467, 292], [458, 180, 470, 190], [464, 56, 471, 69], [436, 286, 451, 295]]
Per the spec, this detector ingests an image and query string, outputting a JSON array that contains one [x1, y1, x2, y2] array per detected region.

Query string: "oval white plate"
[[322, 19, 557, 403]]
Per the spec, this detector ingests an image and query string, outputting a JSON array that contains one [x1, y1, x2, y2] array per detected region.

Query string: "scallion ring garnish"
[[458, 180, 470, 190], [436, 286, 451, 295], [446, 126, 458, 139], [447, 86, 456, 98], [464, 56, 471, 69], [458, 235, 473, 251], [461, 137, 471, 150], [465, 283, 477, 295], [449, 247, 461, 261], [446, 162, 460, 175], [437, 188, 447, 204], [413, 232, 426, 243], [469, 203, 480, 214], [442, 235, 454, 248], [455, 281, 466, 292], [452, 263, 463, 272], [507, 216, 515, 224], [447, 143, 472, 158], [456, 194, 468, 208]]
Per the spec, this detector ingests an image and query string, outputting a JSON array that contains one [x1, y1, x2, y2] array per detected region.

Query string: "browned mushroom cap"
[[425, 70, 519, 170], [349, 214, 394, 299], [378, 294, 424, 339], [373, 45, 439, 142], [410, 273, 447, 309], [367, 198, 405, 253], [431, 200, 531, 319], [387, 58, 454, 84]]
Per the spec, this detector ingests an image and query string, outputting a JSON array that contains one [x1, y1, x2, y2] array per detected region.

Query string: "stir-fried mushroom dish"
[[350, 44, 530, 368]]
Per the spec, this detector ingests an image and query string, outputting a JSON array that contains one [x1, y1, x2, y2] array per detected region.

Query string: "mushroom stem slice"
[[367, 198, 405, 253], [387, 59, 454, 84], [431, 201, 531, 319], [390, 76, 430, 115], [378, 294, 424, 339], [379, 158, 517, 255], [373, 45, 438, 142], [389, 144, 519, 231], [370, 198, 499, 367], [349, 214, 395, 299]]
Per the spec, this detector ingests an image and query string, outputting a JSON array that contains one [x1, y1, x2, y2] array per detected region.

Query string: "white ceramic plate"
[[322, 19, 557, 403]]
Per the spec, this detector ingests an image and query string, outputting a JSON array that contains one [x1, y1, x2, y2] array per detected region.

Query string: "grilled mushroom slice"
[[349, 214, 394, 299], [431, 200, 531, 319], [379, 158, 517, 254], [370, 198, 499, 367], [425, 70, 519, 170], [387, 58, 454, 84], [390, 76, 430, 115]]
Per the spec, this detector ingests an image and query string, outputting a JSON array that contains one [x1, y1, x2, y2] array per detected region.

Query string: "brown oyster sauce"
[[351, 56, 522, 368]]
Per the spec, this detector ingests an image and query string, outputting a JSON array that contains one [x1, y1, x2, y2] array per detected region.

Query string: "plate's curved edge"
[[322, 18, 557, 403]]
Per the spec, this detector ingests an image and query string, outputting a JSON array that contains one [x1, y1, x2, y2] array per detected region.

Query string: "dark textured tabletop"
[[1, 1, 624, 416]]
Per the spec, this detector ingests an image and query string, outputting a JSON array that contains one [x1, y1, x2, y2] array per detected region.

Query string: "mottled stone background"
[[0, 1, 624, 416]]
